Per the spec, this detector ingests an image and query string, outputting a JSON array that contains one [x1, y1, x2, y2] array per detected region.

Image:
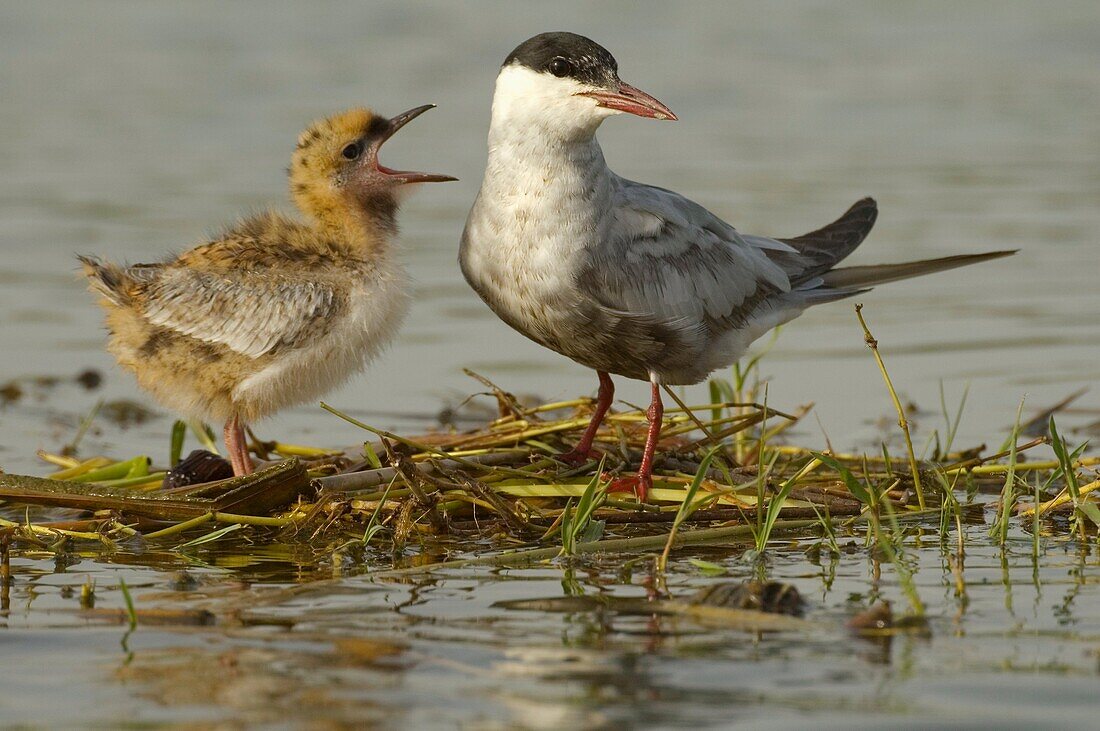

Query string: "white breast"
[[463, 128, 614, 328]]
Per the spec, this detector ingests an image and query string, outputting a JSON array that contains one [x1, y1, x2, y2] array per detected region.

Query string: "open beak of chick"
[[368, 105, 458, 185]]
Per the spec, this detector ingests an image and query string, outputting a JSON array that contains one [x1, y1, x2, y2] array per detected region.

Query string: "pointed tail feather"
[[78, 255, 129, 306], [820, 250, 1017, 289]]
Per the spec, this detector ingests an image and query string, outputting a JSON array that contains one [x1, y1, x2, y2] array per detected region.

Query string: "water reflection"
[[3, 521, 1098, 726]]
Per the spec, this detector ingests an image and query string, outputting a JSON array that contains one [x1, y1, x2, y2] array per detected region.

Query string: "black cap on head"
[[503, 32, 618, 87]]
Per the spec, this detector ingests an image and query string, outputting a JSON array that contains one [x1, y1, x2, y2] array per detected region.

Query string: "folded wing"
[[81, 255, 340, 359], [577, 178, 797, 336]]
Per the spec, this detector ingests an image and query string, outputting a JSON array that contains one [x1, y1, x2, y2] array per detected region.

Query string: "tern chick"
[[460, 32, 1015, 500], [82, 105, 455, 475]]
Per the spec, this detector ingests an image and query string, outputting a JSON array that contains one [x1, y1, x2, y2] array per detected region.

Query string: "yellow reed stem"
[[1018, 479, 1100, 517], [47, 457, 113, 480], [855, 305, 925, 510]]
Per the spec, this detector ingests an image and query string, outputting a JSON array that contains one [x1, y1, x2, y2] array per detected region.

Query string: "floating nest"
[[2, 365, 1097, 574]]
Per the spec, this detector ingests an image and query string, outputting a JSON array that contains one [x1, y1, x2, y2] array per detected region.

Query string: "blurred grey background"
[[1, 1, 1097, 470]]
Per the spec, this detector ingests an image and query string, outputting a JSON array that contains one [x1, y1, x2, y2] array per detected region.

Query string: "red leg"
[[608, 378, 663, 502], [223, 415, 253, 476], [558, 370, 614, 466]]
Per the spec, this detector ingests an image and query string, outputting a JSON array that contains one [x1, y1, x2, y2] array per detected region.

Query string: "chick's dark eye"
[[341, 142, 361, 161], [548, 57, 572, 78]]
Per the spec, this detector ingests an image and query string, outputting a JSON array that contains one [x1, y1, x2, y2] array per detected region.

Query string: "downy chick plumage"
[[82, 105, 454, 475]]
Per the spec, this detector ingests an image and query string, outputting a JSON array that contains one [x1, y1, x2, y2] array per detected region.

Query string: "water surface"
[[1, 1, 1097, 470]]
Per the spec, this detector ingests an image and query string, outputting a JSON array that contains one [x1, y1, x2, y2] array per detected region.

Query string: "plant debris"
[[0, 312, 1096, 591]]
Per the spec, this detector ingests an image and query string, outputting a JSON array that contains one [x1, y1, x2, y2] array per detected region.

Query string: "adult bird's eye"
[[341, 143, 361, 161], [548, 57, 572, 78]]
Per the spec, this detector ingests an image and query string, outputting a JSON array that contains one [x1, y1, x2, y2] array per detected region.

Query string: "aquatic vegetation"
[[1, 384, 1092, 580], [559, 469, 607, 557], [0, 307, 1096, 611]]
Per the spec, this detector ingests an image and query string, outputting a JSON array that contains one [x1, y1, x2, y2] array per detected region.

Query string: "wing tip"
[[848, 196, 878, 226], [777, 196, 881, 274]]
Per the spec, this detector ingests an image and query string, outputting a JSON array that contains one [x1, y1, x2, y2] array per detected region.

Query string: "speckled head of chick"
[[290, 105, 456, 232], [78, 104, 455, 477]]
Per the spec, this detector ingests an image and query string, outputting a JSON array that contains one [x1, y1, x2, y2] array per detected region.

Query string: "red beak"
[[578, 81, 677, 121]]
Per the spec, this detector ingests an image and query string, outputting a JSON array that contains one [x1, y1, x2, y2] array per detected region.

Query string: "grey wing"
[[579, 179, 798, 337], [139, 267, 340, 358]]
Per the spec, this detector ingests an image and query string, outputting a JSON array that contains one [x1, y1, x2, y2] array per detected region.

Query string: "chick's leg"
[[558, 370, 615, 466], [223, 415, 253, 476]]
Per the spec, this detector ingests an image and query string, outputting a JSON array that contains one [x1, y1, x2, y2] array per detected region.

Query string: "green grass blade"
[[169, 420, 187, 467], [814, 453, 872, 506]]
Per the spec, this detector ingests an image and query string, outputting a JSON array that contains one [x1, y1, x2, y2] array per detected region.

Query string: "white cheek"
[[492, 65, 610, 134]]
